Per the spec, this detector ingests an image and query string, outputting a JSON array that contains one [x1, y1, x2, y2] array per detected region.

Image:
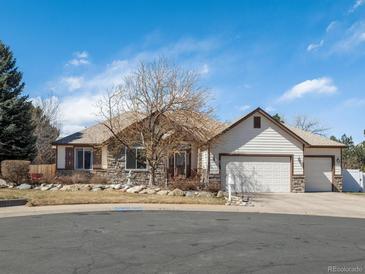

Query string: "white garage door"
[[304, 157, 332, 192], [221, 156, 291, 193]]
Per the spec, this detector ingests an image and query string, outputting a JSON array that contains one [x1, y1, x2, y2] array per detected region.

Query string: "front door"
[[174, 152, 186, 177]]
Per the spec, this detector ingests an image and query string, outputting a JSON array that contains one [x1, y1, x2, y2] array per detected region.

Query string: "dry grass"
[[0, 189, 224, 207]]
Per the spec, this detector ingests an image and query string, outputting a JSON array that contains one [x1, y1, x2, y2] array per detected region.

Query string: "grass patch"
[[0, 189, 225, 207]]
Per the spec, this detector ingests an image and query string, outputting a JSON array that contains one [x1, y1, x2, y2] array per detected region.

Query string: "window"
[[254, 116, 261, 128], [125, 147, 147, 170], [75, 148, 93, 170]]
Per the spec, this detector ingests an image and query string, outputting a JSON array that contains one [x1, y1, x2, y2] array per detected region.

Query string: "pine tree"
[[0, 40, 37, 162]]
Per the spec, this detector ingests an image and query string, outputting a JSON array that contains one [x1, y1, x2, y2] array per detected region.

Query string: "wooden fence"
[[29, 164, 56, 178]]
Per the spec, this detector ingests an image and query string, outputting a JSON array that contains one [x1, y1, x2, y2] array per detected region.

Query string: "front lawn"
[[0, 189, 225, 207]]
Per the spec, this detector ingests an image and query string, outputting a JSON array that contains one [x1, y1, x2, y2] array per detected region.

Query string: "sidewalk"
[[1, 193, 365, 219]]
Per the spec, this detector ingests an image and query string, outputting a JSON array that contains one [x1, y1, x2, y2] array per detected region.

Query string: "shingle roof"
[[54, 111, 225, 145], [286, 126, 346, 147], [54, 112, 140, 145]]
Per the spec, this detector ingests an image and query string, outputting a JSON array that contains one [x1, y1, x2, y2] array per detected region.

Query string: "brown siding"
[[65, 147, 74, 170]]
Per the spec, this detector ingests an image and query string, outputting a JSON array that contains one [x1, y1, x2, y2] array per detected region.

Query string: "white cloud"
[[343, 97, 365, 107], [331, 21, 365, 53], [66, 51, 90, 66], [279, 77, 337, 102], [349, 0, 365, 13], [238, 105, 251, 112], [307, 40, 324, 52], [264, 106, 275, 112], [49, 36, 218, 135], [58, 93, 102, 136], [61, 76, 84, 91], [326, 21, 337, 33], [199, 64, 209, 75]]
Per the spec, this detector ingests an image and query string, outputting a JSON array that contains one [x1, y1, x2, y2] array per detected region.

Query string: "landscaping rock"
[[185, 191, 195, 197], [92, 184, 105, 190], [146, 189, 157, 195], [216, 191, 224, 198], [112, 184, 122, 190], [138, 189, 149, 194], [92, 187, 102, 192], [126, 185, 146, 193], [50, 186, 59, 191], [197, 191, 213, 198], [0, 179, 8, 188], [60, 185, 72, 191], [168, 188, 185, 196], [41, 185, 52, 191], [156, 190, 169, 195], [17, 183, 32, 190]]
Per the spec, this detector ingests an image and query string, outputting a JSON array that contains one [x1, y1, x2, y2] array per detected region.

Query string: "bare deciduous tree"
[[98, 59, 217, 186], [32, 97, 61, 164], [294, 115, 329, 136]]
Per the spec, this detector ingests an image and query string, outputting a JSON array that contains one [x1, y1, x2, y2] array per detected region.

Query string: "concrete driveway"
[[250, 193, 365, 218], [1, 211, 365, 274]]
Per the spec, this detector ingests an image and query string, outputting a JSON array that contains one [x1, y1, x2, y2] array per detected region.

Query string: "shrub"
[[205, 182, 221, 193], [38, 174, 58, 185], [56, 173, 89, 185], [169, 176, 204, 191], [1, 160, 30, 184], [89, 175, 109, 184]]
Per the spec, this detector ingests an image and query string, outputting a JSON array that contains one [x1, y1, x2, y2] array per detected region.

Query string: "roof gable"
[[208, 107, 345, 148]]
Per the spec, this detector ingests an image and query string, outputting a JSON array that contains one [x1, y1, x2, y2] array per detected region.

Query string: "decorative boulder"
[[168, 188, 185, 196], [197, 191, 213, 198], [126, 185, 146, 193], [185, 191, 195, 197], [41, 185, 52, 191], [216, 191, 224, 198], [17, 183, 32, 190], [156, 190, 169, 195], [146, 189, 158, 195], [0, 179, 8, 188]]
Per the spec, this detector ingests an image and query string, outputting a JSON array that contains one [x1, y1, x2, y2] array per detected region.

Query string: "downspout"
[[207, 143, 211, 186]]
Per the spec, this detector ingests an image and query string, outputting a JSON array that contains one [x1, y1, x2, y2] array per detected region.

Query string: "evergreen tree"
[[0, 40, 36, 162]]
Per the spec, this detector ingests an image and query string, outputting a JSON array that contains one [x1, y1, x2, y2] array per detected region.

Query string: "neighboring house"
[[54, 107, 346, 192], [53, 112, 223, 185], [201, 108, 346, 193]]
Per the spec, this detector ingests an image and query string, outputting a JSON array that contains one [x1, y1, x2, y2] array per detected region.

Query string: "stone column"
[[291, 175, 305, 193], [333, 175, 343, 192]]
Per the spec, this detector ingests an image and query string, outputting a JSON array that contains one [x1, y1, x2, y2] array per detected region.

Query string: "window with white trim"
[[125, 147, 147, 170], [75, 148, 93, 170]]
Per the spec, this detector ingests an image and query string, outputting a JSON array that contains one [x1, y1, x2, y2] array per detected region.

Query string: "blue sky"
[[1, 0, 364, 142]]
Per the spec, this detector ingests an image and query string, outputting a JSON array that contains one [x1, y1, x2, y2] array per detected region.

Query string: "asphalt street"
[[0, 211, 364, 274]]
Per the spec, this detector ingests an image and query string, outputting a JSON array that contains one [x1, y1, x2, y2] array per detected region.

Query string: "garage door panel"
[[304, 158, 332, 192], [221, 156, 291, 193]]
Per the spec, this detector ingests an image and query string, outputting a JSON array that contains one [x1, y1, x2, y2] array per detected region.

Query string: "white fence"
[[343, 169, 364, 192]]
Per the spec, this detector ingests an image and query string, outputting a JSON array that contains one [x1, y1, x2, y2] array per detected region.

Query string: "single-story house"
[[54, 107, 345, 192], [53, 111, 224, 185]]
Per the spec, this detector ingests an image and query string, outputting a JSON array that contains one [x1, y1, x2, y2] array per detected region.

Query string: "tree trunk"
[[149, 166, 156, 187]]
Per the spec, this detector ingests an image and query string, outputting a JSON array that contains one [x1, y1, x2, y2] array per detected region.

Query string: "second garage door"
[[304, 157, 333, 192], [221, 156, 291, 193]]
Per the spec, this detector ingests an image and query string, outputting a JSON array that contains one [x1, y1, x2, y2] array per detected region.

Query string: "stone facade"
[[291, 175, 305, 193], [104, 144, 167, 186], [333, 175, 343, 192]]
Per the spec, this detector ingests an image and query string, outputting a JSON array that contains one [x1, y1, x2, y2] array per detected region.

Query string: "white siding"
[[57, 146, 66, 169], [210, 114, 304, 175], [304, 147, 342, 175], [102, 145, 108, 169]]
